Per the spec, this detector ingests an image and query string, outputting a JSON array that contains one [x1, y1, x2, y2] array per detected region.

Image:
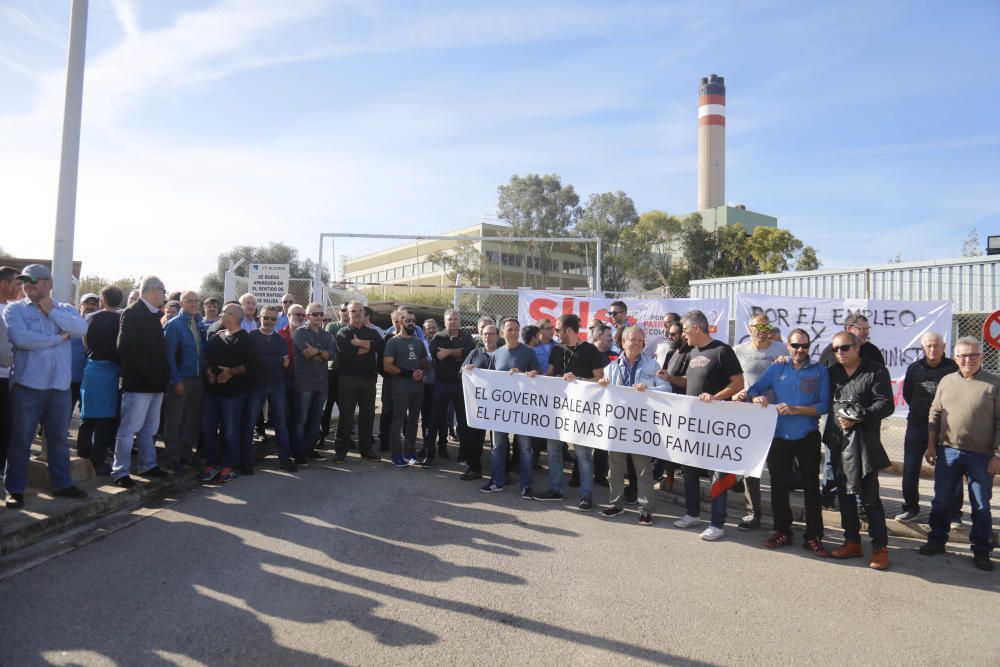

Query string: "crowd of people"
[[1, 266, 997, 573]]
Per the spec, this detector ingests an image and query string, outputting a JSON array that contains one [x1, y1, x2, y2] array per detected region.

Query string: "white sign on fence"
[[518, 290, 729, 342], [463, 370, 778, 477], [734, 293, 952, 417], [248, 263, 290, 306]]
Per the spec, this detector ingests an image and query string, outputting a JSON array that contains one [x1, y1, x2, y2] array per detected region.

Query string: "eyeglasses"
[[261, 316, 277, 322], [832, 344, 854, 353], [402, 319, 416, 324], [955, 353, 982, 360], [666, 332, 678, 338], [751, 323, 771, 332], [788, 343, 810, 350], [609, 311, 624, 316], [282, 300, 293, 305], [309, 312, 323, 317], [290, 313, 305, 318]]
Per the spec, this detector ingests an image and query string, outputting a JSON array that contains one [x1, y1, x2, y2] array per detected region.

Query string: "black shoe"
[[533, 489, 564, 502], [594, 477, 609, 488], [417, 456, 433, 468], [600, 506, 624, 518], [577, 497, 593, 512], [638, 509, 653, 526], [360, 451, 381, 462], [279, 458, 298, 472], [53, 485, 87, 499], [114, 476, 136, 489], [140, 466, 168, 478], [307, 449, 327, 461], [293, 455, 311, 467], [437, 445, 450, 460], [918, 541, 946, 556], [973, 552, 995, 572], [332, 453, 347, 463], [521, 487, 534, 500], [240, 464, 255, 476], [5, 493, 25, 509], [93, 464, 112, 476], [460, 470, 482, 481], [737, 516, 761, 531]]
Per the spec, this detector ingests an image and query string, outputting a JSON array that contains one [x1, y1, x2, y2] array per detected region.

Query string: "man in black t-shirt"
[[672, 310, 744, 542], [333, 301, 383, 462], [532, 314, 606, 510]]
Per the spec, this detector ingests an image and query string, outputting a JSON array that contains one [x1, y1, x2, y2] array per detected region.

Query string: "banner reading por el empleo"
[[463, 370, 778, 477]]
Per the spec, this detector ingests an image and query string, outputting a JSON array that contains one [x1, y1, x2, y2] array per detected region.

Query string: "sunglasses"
[[751, 323, 771, 332], [261, 316, 277, 322], [832, 344, 854, 353], [290, 313, 305, 318], [788, 343, 809, 350], [340, 308, 348, 312], [609, 311, 624, 316], [309, 312, 323, 317], [955, 353, 982, 360], [18, 276, 40, 285]]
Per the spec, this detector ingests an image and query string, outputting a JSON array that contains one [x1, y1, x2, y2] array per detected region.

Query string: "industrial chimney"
[[697, 74, 725, 211]]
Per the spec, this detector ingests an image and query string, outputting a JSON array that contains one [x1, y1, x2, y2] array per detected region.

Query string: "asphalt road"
[[1, 451, 998, 666]]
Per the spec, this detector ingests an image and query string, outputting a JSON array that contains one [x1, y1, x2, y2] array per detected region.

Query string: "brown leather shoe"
[[869, 546, 890, 570], [831, 540, 862, 559], [804, 537, 831, 558], [763, 531, 791, 549]]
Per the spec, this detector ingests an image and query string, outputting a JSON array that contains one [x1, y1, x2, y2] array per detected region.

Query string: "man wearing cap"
[[2, 264, 90, 508], [112, 275, 170, 488]]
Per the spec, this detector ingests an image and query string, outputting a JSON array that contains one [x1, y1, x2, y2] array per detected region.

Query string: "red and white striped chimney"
[[698, 74, 725, 211]]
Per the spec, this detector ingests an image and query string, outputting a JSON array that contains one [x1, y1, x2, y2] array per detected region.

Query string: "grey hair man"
[[919, 337, 1000, 572], [239, 292, 259, 332], [112, 275, 171, 488], [897, 331, 960, 522], [161, 290, 207, 471]]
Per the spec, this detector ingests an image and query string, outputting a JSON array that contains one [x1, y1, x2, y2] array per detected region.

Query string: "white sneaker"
[[699, 525, 725, 541], [741, 513, 755, 523], [673, 515, 702, 528]]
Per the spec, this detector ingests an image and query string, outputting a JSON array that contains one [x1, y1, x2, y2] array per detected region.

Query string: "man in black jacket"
[[333, 301, 382, 463], [824, 331, 895, 570], [425, 309, 474, 466], [897, 332, 960, 522], [111, 276, 170, 488]]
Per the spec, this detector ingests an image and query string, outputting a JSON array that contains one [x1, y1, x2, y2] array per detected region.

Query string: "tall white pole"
[[52, 0, 89, 303]]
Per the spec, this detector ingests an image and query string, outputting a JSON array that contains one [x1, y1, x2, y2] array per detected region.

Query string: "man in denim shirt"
[[740, 328, 831, 557], [162, 290, 207, 471], [3, 264, 90, 508]]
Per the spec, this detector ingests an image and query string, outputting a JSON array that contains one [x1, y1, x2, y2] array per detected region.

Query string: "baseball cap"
[[18, 264, 52, 281], [81, 293, 99, 302]]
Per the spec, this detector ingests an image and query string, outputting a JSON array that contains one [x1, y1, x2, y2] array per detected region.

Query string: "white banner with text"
[[463, 370, 778, 477], [518, 290, 729, 342], [734, 293, 952, 417]]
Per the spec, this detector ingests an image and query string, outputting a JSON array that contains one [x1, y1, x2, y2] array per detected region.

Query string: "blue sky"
[[2, 0, 998, 291]]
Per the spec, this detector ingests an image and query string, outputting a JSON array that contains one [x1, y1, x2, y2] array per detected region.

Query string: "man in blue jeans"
[[248, 304, 296, 472], [293, 302, 337, 465], [479, 318, 540, 497], [533, 314, 605, 510], [919, 337, 1000, 572], [3, 264, 90, 508], [672, 310, 744, 541]]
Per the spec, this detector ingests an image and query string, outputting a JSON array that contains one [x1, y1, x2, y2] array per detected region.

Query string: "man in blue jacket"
[[162, 290, 207, 471], [739, 327, 831, 557], [3, 265, 90, 508]]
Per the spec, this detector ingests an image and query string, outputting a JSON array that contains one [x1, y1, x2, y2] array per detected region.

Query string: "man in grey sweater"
[[919, 337, 1000, 571]]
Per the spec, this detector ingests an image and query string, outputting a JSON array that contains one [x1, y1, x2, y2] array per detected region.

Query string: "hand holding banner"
[[463, 370, 778, 477]]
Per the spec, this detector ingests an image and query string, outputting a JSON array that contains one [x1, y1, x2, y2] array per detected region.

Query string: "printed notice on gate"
[[249, 263, 290, 306], [463, 370, 778, 477]]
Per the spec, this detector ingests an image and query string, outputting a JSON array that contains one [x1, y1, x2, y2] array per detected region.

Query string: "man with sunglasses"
[[824, 331, 895, 570], [293, 302, 338, 463], [247, 304, 295, 472], [919, 337, 1000, 572], [647, 312, 681, 360], [739, 328, 831, 557], [607, 301, 629, 355], [383, 309, 428, 466], [320, 301, 350, 444], [275, 293, 295, 332], [732, 313, 786, 531], [3, 264, 90, 507]]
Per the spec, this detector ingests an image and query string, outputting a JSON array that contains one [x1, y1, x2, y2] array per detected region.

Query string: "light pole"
[[52, 0, 89, 303]]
